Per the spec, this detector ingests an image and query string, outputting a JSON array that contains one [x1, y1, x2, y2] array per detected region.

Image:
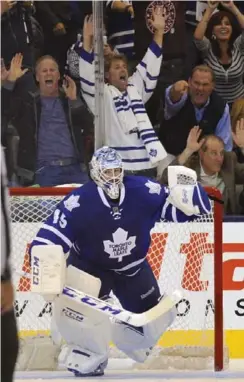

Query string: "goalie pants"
[[67, 255, 161, 313], [1, 309, 19, 382]]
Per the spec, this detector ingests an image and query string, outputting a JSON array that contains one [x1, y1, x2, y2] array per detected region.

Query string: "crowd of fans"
[[1, 0, 244, 215]]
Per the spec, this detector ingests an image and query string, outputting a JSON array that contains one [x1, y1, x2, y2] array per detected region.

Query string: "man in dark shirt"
[[3, 53, 93, 186]]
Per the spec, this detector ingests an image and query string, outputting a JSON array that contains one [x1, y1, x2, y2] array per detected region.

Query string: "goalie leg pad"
[[66, 265, 101, 297], [112, 294, 177, 363], [52, 295, 111, 374], [51, 268, 111, 374]]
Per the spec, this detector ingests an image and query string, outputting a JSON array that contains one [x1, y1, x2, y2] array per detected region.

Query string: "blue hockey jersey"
[[30, 176, 210, 276]]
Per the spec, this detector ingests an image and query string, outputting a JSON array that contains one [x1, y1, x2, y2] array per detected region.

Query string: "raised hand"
[[1, 59, 9, 84], [221, 1, 236, 11], [1, 1, 17, 14], [186, 126, 205, 154], [125, 4, 134, 18], [62, 75, 77, 101], [150, 6, 167, 33], [173, 80, 189, 96], [207, 1, 220, 9], [83, 15, 93, 41], [83, 15, 93, 51], [232, 118, 244, 148], [104, 44, 113, 58], [53, 22, 66, 35], [7, 53, 28, 82], [169, 80, 189, 103]]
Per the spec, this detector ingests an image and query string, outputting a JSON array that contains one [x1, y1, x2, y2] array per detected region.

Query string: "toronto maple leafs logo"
[[149, 148, 157, 157], [103, 228, 136, 262], [145, 180, 161, 195], [64, 194, 80, 212]]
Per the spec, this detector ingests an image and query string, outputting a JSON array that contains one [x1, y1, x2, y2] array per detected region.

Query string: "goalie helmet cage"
[[9, 186, 224, 371]]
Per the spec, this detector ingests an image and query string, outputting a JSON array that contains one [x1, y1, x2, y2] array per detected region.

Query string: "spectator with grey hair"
[[161, 126, 244, 214]]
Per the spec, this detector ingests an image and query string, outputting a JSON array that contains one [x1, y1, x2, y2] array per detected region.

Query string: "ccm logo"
[[32, 256, 40, 286], [63, 287, 123, 315], [62, 307, 84, 323], [148, 233, 244, 291]]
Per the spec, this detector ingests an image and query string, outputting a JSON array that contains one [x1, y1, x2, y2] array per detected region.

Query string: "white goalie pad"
[[56, 267, 106, 328], [52, 272, 111, 374], [66, 265, 101, 297], [112, 294, 178, 363], [31, 245, 66, 295], [50, 267, 102, 347]]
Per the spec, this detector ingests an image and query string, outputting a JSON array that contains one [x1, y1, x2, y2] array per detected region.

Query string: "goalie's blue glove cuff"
[[193, 183, 211, 215]]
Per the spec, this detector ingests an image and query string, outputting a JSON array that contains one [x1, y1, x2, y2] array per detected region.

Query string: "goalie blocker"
[[31, 245, 180, 375]]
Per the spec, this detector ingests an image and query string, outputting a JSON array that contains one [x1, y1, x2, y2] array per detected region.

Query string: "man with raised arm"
[[79, 10, 167, 178], [158, 65, 232, 175]]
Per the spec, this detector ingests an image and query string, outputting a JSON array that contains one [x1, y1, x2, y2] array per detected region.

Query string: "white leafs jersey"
[[30, 176, 207, 276]]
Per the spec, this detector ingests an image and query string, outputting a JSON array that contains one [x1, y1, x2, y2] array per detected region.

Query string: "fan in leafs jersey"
[[30, 146, 210, 284]]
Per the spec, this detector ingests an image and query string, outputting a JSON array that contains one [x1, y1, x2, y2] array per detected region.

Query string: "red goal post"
[[9, 186, 224, 371]]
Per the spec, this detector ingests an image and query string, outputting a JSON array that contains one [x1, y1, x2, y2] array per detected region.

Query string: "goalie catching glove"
[[166, 166, 211, 216]]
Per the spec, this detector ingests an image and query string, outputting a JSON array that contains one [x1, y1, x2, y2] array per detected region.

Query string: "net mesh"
[[10, 190, 224, 370]]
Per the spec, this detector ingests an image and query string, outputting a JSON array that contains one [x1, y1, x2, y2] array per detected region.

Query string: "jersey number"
[[53, 209, 67, 228]]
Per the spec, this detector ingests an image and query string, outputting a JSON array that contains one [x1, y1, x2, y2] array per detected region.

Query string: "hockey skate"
[[68, 359, 108, 377]]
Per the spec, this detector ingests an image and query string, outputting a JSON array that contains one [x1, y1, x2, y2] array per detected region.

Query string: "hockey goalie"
[[29, 146, 211, 377]]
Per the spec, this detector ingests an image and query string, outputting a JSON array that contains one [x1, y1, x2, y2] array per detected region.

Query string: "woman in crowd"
[[194, 1, 244, 107]]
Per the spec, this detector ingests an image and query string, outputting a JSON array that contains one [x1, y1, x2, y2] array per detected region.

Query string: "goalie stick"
[[62, 285, 182, 327], [30, 246, 181, 327]]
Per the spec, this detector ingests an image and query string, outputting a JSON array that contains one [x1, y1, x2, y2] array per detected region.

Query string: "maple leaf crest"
[[145, 180, 161, 195], [103, 228, 136, 262], [149, 148, 157, 157], [64, 194, 80, 212]]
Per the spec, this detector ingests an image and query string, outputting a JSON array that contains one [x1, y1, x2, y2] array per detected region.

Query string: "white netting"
[[10, 188, 225, 370]]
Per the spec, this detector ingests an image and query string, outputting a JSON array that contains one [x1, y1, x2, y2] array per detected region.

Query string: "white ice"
[[15, 359, 244, 382], [14, 371, 244, 382]]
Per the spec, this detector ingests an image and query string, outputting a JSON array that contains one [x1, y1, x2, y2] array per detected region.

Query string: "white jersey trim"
[[42, 224, 72, 248], [111, 257, 146, 272]]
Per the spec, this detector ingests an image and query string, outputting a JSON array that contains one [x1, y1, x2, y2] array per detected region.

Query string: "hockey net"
[[9, 186, 226, 371]]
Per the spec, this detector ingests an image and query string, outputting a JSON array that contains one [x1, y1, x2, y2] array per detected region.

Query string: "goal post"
[[9, 186, 225, 371], [209, 188, 224, 371]]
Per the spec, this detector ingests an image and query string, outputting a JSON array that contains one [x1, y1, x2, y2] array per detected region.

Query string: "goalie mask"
[[90, 147, 124, 199]]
